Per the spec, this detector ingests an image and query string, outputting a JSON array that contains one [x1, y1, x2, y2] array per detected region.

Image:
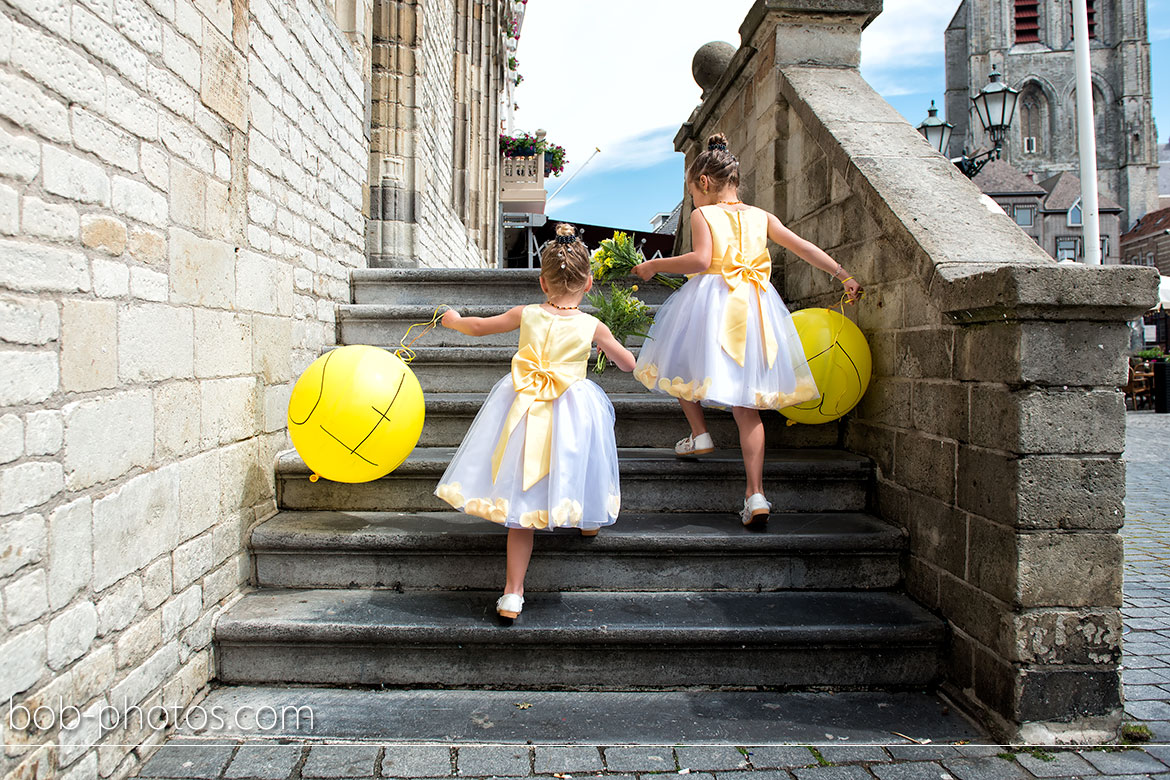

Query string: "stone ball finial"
[[692, 41, 736, 95]]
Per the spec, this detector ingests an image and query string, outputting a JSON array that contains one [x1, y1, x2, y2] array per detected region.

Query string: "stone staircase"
[[213, 268, 945, 694]]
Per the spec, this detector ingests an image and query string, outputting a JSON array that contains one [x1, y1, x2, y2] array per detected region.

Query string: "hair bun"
[[707, 133, 729, 152], [554, 222, 578, 245]]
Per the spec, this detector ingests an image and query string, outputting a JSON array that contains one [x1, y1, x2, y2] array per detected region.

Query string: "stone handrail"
[[675, 0, 1158, 743]]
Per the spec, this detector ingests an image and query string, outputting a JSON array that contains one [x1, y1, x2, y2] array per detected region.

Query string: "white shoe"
[[675, 432, 715, 457], [496, 593, 524, 619], [741, 493, 771, 530]]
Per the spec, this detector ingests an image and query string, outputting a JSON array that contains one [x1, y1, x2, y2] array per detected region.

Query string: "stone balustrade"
[[675, 0, 1159, 742]]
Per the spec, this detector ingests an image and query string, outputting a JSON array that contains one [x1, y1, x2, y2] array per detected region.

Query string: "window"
[[1150, 252, 1157, 267], [1014, 205, 1036, 227], [1056, 237, 1080, 261], [1100, 236, 1109, 258], [1015, 0, 1041, 43], [1068, 200, 1083, 226], [1018, 85, 1046, 155]]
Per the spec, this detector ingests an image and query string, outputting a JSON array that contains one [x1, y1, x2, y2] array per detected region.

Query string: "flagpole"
[[1072, 0, 1101, 264], [547, 147, 601, 204]]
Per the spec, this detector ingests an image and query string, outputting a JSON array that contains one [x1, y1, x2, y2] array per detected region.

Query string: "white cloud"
[[514, 0, 755, 182], [860, 0, 963, 70], [514, 0, 959, 185]]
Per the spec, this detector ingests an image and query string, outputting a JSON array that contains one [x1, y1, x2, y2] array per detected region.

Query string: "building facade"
[[367, 0, 510, 269], [1121, 205, 1170, 274], [0, 1, 508, 778], [944, 0, 1160, 229]]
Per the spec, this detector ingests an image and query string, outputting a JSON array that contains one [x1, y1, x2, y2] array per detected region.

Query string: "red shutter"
[[1015, 0, 1041, 43]]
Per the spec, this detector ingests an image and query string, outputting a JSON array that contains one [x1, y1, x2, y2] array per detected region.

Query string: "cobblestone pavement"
[[133, 412, 1170, 779], [1122, 411, 1170, 739], [137, 740, 1170, 780]]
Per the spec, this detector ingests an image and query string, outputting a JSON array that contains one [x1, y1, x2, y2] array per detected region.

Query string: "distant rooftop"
[[651, 201, 682, 235], [1122, 205, 1170, 242], [972, 159, 1046, 196], [1038, 171, 1122, 213]]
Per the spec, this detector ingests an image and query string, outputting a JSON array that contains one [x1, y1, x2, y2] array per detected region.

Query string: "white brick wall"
[[0, 0, 368, 775]]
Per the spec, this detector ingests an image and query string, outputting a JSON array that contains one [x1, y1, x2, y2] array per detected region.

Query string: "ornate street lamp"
[[916, 100, 953, 154], [953, 65, 1020, 178]]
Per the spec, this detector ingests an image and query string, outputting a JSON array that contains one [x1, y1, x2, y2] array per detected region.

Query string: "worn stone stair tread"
[[340, 303, 660, 318], [215, 589, 945, 646], [275, 447, 871, 477], [350, 268, 677, 305], [172, 686, 983, 743], [352, 267, 545, 282], [423, 392, 762, 414], [252, 510, 902, 552], [323, 345, 643, 358]]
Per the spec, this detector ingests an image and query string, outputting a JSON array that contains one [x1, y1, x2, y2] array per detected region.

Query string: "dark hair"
[[686, 132, 739, 191], [540, 223, 591, 296]]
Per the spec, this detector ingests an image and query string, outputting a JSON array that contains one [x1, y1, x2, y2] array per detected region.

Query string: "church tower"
[[944, 0, 1160, 228]]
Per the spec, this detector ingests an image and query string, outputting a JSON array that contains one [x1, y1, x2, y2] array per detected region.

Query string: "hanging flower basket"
[[499, 133, 568, 177]]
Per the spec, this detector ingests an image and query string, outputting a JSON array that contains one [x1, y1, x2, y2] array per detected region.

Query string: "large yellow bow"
[[492, 343, 585, 491], [718, 246, 778, 368]]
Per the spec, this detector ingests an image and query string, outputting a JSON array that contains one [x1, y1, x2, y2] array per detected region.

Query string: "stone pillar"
[[369, 0, 421, 267], [674, 0, 1160, 742]]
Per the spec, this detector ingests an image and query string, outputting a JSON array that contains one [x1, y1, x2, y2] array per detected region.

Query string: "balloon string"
[[394, 305, 452, 363]]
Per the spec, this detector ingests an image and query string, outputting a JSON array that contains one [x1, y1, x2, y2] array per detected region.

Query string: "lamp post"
[[916, 100, 953, 154], [938, 65, 1020, 179]]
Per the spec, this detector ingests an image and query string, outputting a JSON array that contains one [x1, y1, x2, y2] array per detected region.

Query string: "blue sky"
[[514, 0, 1168, 233]]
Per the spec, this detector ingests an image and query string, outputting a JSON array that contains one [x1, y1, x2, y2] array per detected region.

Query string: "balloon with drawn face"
[[287, 345, 425, 483], [780, 308, 872, 426]]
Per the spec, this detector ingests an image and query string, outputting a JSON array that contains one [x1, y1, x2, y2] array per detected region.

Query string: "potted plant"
[[1137, 346, 1165, 362], [499, 132, 569, 177]]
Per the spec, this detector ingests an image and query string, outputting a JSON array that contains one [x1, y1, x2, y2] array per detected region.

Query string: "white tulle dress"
[[435, 305, 621, 531], [634, 205, 820, 410]]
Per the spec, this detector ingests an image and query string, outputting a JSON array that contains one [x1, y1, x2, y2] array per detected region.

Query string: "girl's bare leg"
[[680, 399, 708, 437], [732, 406, 765, 497], [504, 528, 535, 596]]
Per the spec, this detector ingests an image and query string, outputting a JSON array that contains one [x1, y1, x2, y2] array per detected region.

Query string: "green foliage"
[[585, 284, 651, 374], [1137, 346, 1165, 360], [805, 747, 830, 767], [591, 230, 682, 290], [1122, 722, 1153, 743]]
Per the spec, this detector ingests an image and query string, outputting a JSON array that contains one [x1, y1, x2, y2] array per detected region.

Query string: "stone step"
[[251, 510, 904, 591], [167, 686, 983, 743], [391, 346, 647, 393], [275, 447, 872, 513], [213, 589, 944, 689], [418, 392, 836, 449], [351, 268, 676, 306], [338, 304, 656, 347]]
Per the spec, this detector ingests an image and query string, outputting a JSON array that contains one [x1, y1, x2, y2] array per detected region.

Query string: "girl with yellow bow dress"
[[436, 223, 637, 621], [632, 133, 863, 530]]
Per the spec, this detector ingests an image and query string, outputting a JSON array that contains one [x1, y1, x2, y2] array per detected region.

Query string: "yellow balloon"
[[287, 345, 425, 483], [780, 308, 872, 425]]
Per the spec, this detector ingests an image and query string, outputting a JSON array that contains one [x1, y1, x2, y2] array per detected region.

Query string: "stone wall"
[[0, 1, 368, 777], [677, 0, 1158, 742], [368, 0, 502, 269]]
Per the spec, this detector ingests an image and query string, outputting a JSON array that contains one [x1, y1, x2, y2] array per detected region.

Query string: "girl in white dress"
[[436, 223, 636, 620], [632, 133, 862, 530]]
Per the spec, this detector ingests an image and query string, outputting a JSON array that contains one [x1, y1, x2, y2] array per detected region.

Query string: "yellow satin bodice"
[[491, 305, 598, 491], [699, 205, 771, 277], [697, 205, 778, 368]]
